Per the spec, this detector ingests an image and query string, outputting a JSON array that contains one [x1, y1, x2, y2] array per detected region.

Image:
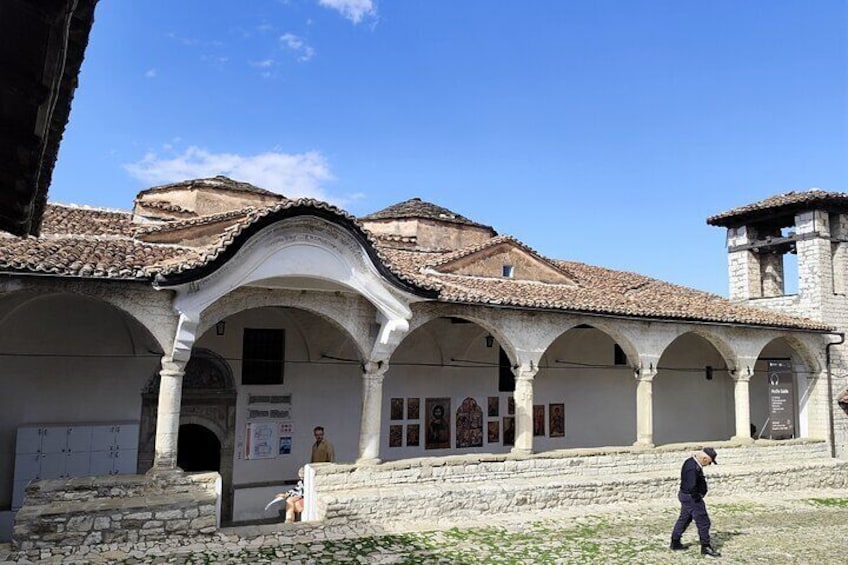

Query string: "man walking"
[[311, 425, 335, 463], [670, 447, 721, 558]]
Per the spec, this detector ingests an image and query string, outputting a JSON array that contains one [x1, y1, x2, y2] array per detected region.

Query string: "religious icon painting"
[[549, 403, 565, 437], [425, 397, 451, 449], [533, 405, 545, 436], [390, 398, 404, 421], [456, 397, 484, 448], [407, 397, 420, 420], [487, 420, 500, 443], [389, 424, 403, 447], [507, 396, 515, 415], [406, 423, 420, 446], [502, 416, 515, 446], [487, 396, 499, 417]]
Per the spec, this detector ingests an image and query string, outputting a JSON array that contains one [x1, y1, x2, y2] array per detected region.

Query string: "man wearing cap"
[[670, 447, 721, 557]]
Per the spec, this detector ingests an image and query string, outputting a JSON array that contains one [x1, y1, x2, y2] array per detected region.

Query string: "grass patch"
[[806, 498, 848, 508]]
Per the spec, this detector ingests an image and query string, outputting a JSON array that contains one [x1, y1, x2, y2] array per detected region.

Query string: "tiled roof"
[[707, 189, 848, 227], [0, 205, 198, 279], [138, 176, 283, 199], [134, 207, 256, 238], [134, 199, 195, 216], [361, 197, 495, 231], [375, 244, 829, 331], [0, 202, 830, 331]]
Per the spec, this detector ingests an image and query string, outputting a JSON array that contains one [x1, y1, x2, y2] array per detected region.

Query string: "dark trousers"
[[671, 492, 711, 546]]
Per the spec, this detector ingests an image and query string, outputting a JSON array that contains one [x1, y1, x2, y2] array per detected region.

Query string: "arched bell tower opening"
[[177, 424, 221, 472]]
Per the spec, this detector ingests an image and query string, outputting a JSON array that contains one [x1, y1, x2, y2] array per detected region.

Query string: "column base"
[[355, 457, 382, 465], [145, 465, 184, 478], [632, 440, 655, 449], [731, 435, 755, 444], [510, 447, 533, 456]]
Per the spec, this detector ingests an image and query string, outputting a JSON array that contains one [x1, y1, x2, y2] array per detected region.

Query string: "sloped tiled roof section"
[[140, 175, 282, 198], [707, 189, 848, 227], [361, 197, 495, 231], [0, 204, 200, 279], [374, 241, 830, 331]]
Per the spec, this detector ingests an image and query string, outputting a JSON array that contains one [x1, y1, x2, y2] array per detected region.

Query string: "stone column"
[[732, 370, 754, 443], [151, 358, 186, 472], [511, 364, 538, 456], [357, 360, 388, 464], [634, 366, 657, 448]]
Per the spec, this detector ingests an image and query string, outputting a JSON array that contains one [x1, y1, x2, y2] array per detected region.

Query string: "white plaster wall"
[[195, 307, 362, 522], [653, 333, 734, 445], [0, 295, 160, 509]]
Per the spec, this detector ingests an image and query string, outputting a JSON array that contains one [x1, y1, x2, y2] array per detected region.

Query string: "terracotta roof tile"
[[707, 189, 848, 227], [361, 197, 495, 231], [134, 207, 256, 239], [138, 175, 283, 199], [134, 199, 195, 216]]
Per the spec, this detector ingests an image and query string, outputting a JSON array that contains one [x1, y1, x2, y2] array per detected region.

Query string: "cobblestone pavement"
[[2, 489, 847, 564]]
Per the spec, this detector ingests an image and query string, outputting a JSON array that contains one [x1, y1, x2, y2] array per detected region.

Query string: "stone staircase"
[[307, 439, 847, 531]]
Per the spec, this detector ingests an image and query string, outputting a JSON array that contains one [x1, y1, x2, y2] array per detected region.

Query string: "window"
[[242, 328, 285, 385], [613, 344, 628, 365], [498, 347, 515, 392], [502, 264, 514, 278]]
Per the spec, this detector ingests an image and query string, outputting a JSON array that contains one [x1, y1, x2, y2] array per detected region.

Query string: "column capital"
[[634, 366, 657, 382], [362, 359, 389, 378], [513, 363, 539, 381]]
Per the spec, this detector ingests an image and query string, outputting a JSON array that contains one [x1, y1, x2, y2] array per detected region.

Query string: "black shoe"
[[701, 545, 721, 558], [670, 539, 686, 551]]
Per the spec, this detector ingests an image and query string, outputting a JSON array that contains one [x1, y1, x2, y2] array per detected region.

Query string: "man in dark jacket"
[[670, 447, 721, 557]]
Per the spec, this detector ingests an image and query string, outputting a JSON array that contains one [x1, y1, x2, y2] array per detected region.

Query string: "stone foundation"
[[309, 440, 848, 529], [13, 471, 220, 550]]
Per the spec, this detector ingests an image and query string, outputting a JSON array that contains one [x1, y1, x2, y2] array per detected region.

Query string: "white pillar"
[[732, 371, 754, 443], [511, 364, 538, 456], [357, 361, 388, 464], [151, 358, 186, 471], [634, 367, 656, 448]]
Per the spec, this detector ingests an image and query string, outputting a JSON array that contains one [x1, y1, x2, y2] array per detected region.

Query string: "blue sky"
[[50, 0, 847, 296]]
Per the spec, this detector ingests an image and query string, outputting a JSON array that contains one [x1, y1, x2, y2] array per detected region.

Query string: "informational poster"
[[768, 360, 796, 440], [455, 397, 483, 448], [245, 422, 277, 459]]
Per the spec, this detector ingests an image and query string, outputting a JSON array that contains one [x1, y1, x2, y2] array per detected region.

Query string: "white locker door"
[[113, 450, 138, 475], [13, 453, 41, 481], [65, 452, 91, 477], [40, 452, 66, 479], [114, 424, 139, 451], [66, 426, 92, 453], [89, 450, 114, 476], [15, 427, 42, 454], [40, 427, 68, 454], [91, 425, 117, 451]]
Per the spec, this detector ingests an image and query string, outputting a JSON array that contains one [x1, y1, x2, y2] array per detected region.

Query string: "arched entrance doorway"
[[178, 424, 221, 472], [139, 348, 236, 523]]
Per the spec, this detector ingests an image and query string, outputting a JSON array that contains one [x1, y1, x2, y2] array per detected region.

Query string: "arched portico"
[[0, 291, 163, 511]]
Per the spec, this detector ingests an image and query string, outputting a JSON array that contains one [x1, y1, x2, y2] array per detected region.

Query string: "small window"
[[242, 328, 285, 385], [502, 265, 514, 278], [613, 344, 628, 365], [498, 347, 515, 392]]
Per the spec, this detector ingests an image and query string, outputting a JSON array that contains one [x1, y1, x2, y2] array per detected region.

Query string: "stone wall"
[[308, 441, 847, 530], [13, 472, 219, 550]]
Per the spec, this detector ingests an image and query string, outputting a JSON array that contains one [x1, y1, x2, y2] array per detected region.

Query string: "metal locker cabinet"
[[66, 426, 92, 453], [89, 450, 115, 476], [40, 426, 68, 455], [15, 427, 42, 455]]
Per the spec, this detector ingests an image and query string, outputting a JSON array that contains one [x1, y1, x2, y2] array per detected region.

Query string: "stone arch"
[[653, 330, 736, 445], [199, 287, 373, 363], [139, 348, 236, 523]]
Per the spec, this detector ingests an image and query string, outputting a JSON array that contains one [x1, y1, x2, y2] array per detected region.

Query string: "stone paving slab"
[[2, 488, 847, 563]]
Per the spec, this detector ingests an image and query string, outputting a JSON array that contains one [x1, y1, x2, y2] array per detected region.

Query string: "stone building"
[[708, 189, 848, 461], [1, 177, 845, 544]]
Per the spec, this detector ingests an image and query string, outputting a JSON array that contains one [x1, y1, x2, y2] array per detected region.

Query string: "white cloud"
[[317, 0, 376, 24], [145, 68, 157, 78], [280, 33, 316, 62], [250, 59, 276, 68], [124, 146, 336, 200]]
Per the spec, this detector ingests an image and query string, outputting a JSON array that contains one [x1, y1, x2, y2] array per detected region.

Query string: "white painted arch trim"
[[159, 216, 419, 362]]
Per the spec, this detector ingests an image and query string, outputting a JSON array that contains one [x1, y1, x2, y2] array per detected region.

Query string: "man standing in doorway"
[[311, 426, 335, 463], [670, 447, 721, 558]]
